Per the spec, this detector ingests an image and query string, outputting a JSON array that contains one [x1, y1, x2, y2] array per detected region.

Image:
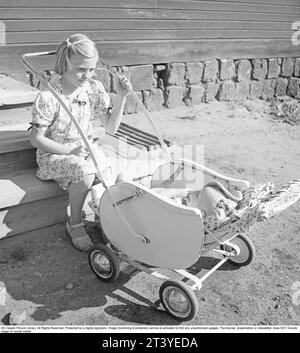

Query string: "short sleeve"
[[90, 80, 110, 118], [31, 91, 56, 127]]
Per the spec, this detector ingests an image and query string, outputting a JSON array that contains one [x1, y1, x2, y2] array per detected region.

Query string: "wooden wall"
[[0, 0, 299, 74]]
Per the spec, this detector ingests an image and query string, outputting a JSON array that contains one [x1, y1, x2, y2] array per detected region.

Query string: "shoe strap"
[[67, 218, 84, 230], [70, 222, 84, 229]]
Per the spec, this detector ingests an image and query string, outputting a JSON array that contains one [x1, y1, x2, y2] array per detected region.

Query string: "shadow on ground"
[[0, 220, 239, 326]]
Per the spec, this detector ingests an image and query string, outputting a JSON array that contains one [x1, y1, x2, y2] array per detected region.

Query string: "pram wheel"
[[159, 279, 199, 321], [88, 244, 120, 282], [221, 233, 255, 267]]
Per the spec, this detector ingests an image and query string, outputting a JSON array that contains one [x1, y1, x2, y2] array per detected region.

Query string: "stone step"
[[0, 106, 32, 127], [0, 192, 68, 239], [0, 167, 68, 239], [0, 124, 36, 174], [0, 74, 38, 107], [0, 168, 66, 209]]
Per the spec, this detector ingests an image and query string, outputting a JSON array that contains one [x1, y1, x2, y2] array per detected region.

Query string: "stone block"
[[249, 80, 263, 99], [237, 60, 251, 81], [129, 65, 154, 91], [252, 59, 267, 81], [186, 62, 203, 84], [190, 85, 205, 105], [219, 59, 236, 81], [288, 77, 300, 98], [267, 58, 281, 79], [205, 82, 219, 102], [111, 65, 153, 91], [143, 88, 165, 111], [203, 59, 218, 82], [235, 81, 250, 102], [167, 63, 186, 86], [275, 78, 288, 96], [165, 86, 185, 108], [294, 58, 300, 77], [218, 80, 236, 101], [281, 57, 295, 77], [124, 91, 143, 114], [262, 79, 276, 100]]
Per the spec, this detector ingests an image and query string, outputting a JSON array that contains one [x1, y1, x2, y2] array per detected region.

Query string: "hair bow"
[[65, 38, 72, 49]]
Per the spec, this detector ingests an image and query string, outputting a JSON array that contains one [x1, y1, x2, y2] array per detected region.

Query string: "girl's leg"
[[67, 174, 95, 251], [69, 174, 95, 224]]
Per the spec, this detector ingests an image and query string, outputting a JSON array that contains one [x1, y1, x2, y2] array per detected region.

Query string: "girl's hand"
[[116, 75, 132, 97], [69, 145, 89, 158]]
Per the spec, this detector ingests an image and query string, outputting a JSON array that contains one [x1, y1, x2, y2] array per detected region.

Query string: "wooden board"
[[0, 168, 66, 209], [0, 74, 38, 106], [4, 19, 295, 32], [0, 0, 158, 8], [6, 29, 293, 44], [0, 106, 32, 127], [1, 8, 299, 21], [0, 0, 299, 72], [159, 0, 300, 13], [1, 39, 299, 75], [0, 193, 68, 239]]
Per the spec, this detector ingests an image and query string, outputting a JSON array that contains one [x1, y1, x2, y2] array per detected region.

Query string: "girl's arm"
[[30, 127, 85, 156], [101, 76, 132, 135]]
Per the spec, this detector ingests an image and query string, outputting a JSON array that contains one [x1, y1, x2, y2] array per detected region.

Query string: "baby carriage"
[[21, 52, 300, 321]]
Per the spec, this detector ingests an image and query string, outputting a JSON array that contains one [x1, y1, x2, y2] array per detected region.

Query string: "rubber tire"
[[88, 243, 120, 282], [221, 233, 256, 267], [159, 279, 199, 321]]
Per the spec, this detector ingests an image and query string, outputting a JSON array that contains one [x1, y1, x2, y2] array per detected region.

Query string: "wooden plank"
[[193, 0, 300, 6], [1, 8, 299, 22], [4, 19, 295, 32], [0, 0, 158, 8], [0, 168, 66, 209], [0, 193, 68, 239], [0, 149, 36, 174], [98, 39, 300, 63], [0, 107, 32, 128], [0, 74, 39, 106], [0, 0, 299, 12], [6, 29, 292, 44], [0, 90, 38, 106], [0, 39, 299, 74], [0, 74, 37, 91], [159, 0, 300, 13]]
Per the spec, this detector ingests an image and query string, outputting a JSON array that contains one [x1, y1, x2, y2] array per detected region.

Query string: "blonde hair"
[[55, 33, 98, 75]]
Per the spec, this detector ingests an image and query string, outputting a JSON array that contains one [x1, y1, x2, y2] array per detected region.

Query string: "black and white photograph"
[[0, 0, 299, 335]]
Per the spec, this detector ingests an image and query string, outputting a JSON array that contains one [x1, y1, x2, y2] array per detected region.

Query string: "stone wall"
[[105, 57, 300, 114]]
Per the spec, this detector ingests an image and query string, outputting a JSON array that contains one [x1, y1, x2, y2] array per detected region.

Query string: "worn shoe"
[[66, 218, 93, 252]]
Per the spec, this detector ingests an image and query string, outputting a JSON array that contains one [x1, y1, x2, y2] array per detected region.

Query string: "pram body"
[[21, 51, 300, 321]]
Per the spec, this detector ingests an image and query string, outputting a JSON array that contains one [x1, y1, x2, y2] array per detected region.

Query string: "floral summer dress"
[[31, 75, 110, 190]]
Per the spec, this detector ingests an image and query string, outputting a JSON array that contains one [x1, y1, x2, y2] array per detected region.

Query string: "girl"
[[30, 33, 132, 251]]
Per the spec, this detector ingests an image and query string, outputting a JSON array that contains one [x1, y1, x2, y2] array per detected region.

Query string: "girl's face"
[[64, 54, 98, 88]]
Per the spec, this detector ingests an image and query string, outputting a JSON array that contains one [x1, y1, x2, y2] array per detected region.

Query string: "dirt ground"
[[0, 97, 300, 329]]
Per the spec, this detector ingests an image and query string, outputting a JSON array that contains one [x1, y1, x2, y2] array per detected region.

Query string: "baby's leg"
[[69, 174, 95, 224]]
